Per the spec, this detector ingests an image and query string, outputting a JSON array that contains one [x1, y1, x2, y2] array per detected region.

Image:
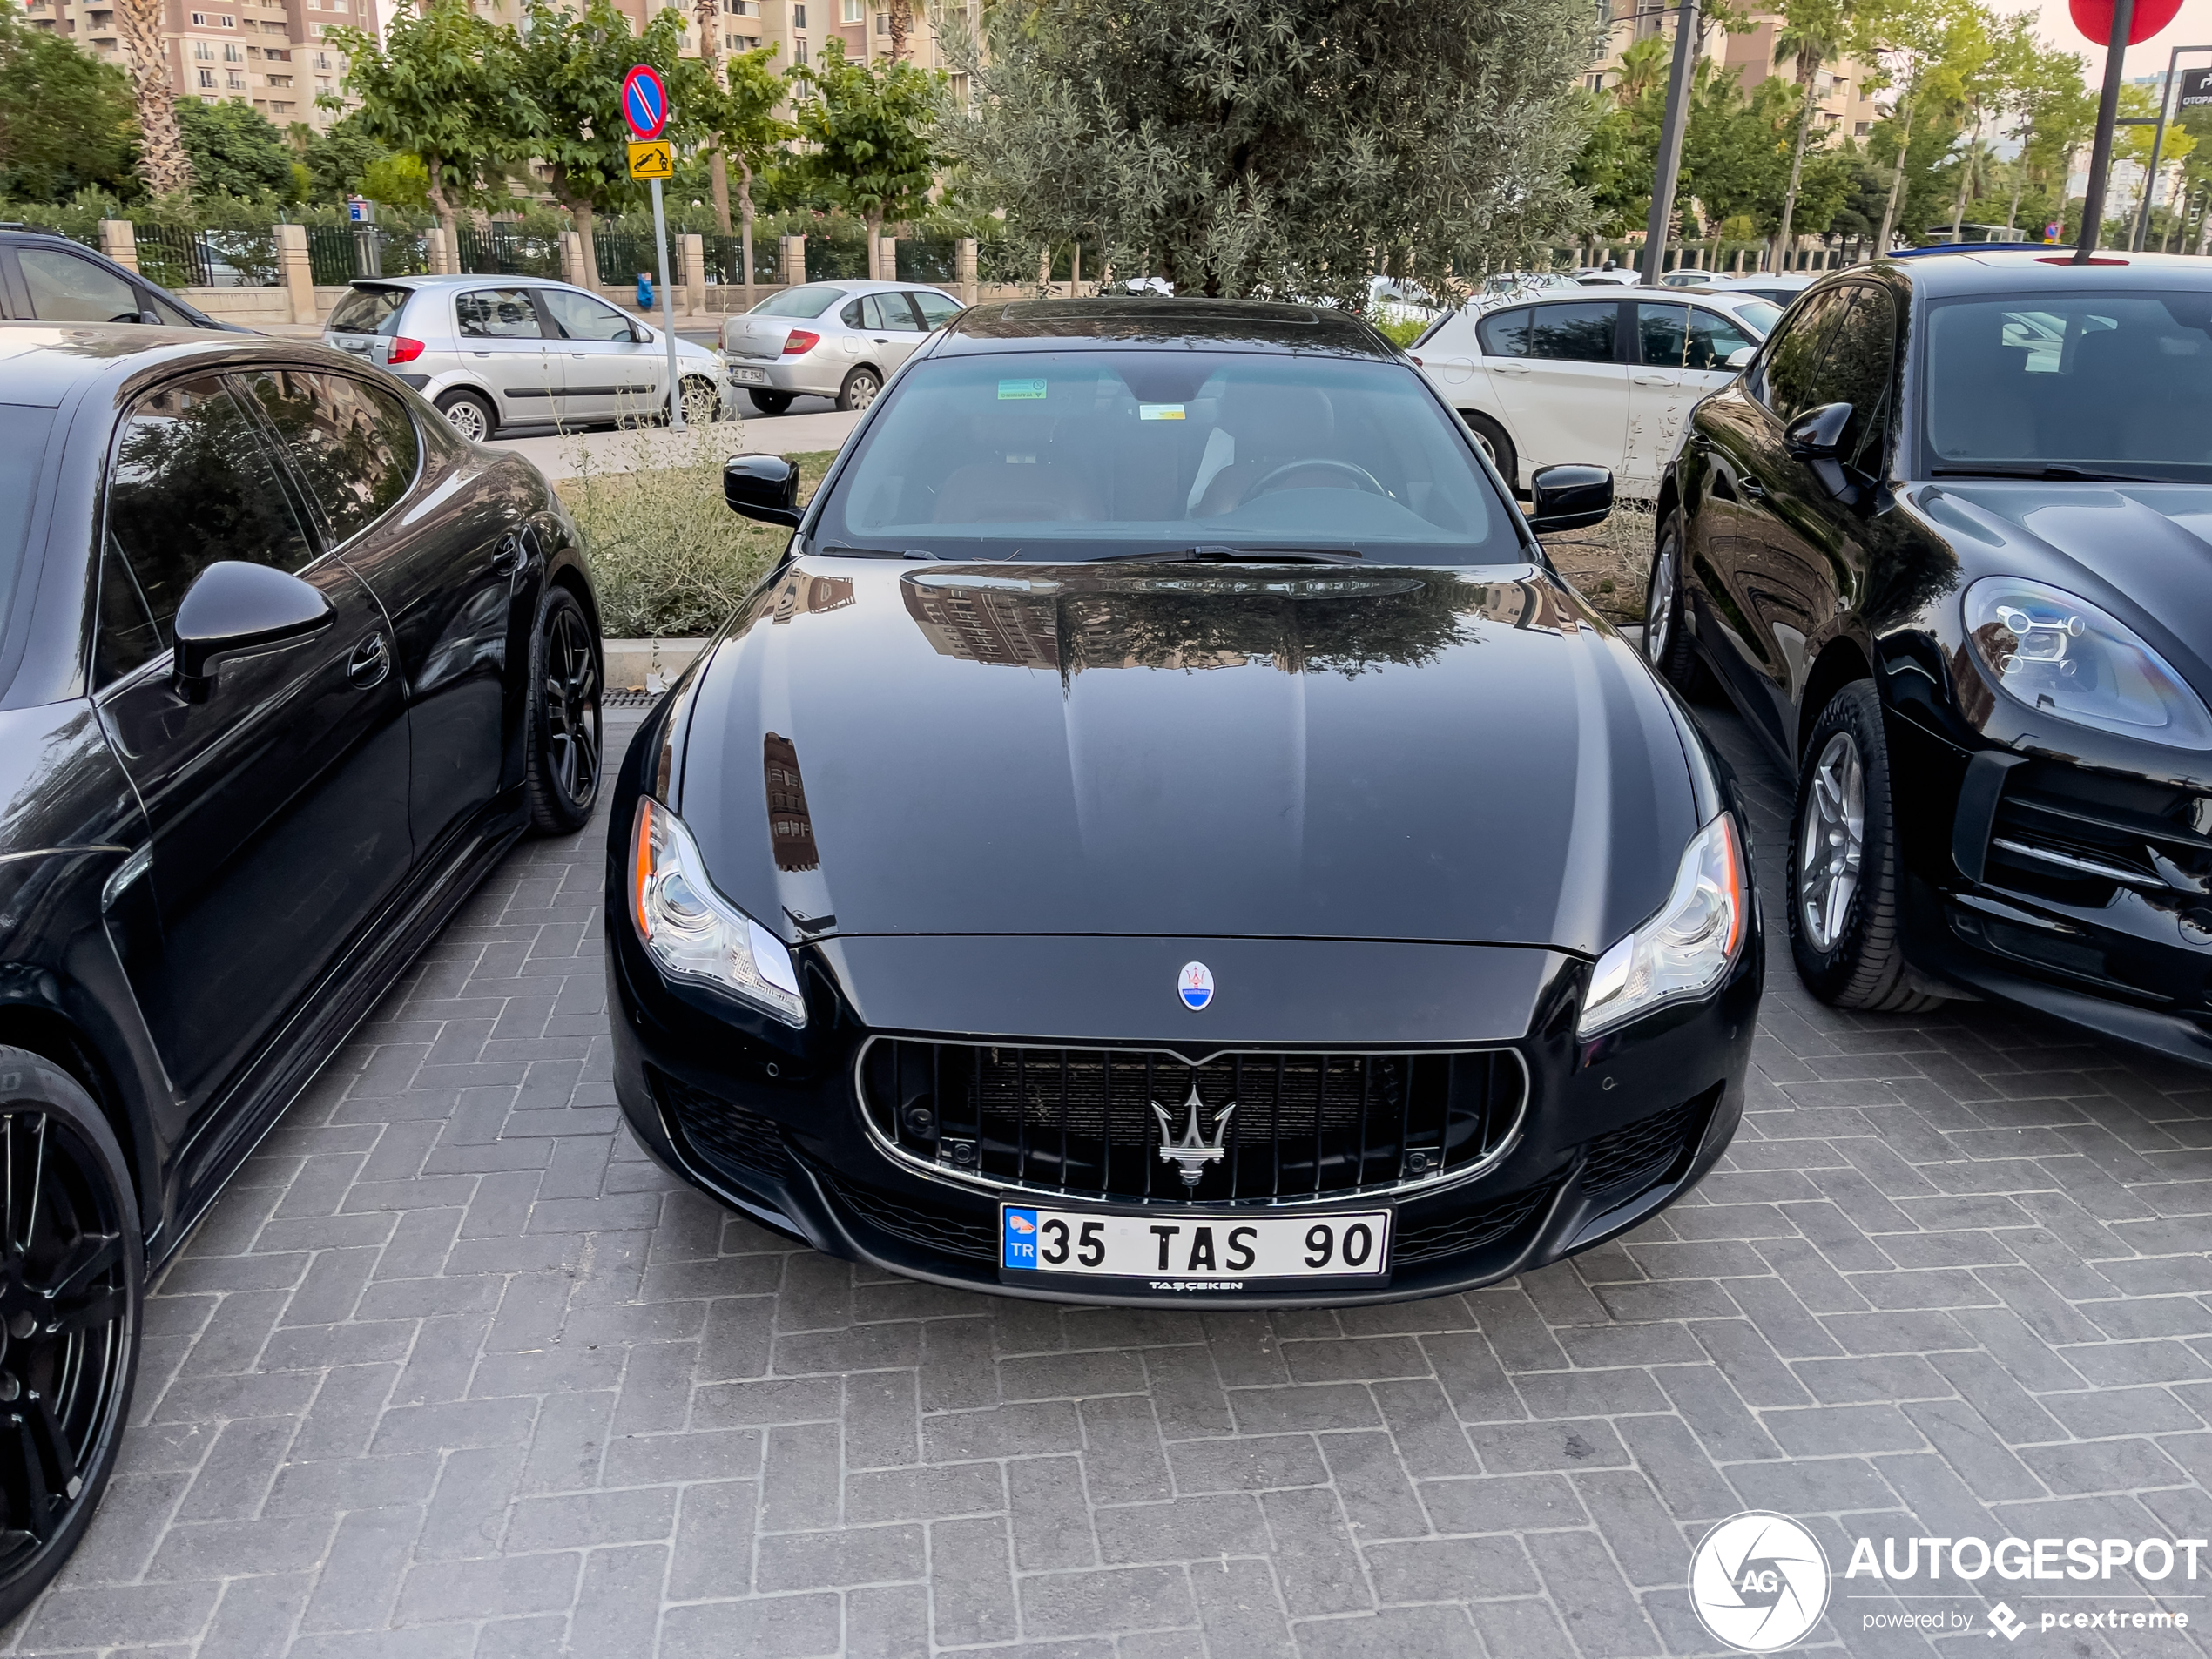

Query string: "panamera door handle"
[[347, 632, 391, 690], [1491, 363, 1531, 375], [491, 534, 529, 576], [1633, 374, 1680, 387]]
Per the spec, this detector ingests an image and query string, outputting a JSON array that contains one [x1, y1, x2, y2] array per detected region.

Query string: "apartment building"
[[603, 0, 971, 84], [1592, 0, 1881, 139], [22, 0, 373, 128]]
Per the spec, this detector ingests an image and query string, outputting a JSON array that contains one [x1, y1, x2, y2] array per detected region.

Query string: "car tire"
[[524, 584, 603, 835], [0, 1047, 142, 1628], [1788, 681, 1943, 1013], [837, 367, 882, 413], [1460, 412, 1519, 497], [679, 375, 720, 426], [1642, 508, 1706, 694], [435, 389, 497, 444], [748, 388, 795, 415]]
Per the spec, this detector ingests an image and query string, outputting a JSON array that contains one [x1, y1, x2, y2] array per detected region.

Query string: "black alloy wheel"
[[838, 367, 882, 412], [0, 1050, 141, 1627], [526, 586, 603, 834], [1787, 681, 1943, 1013], [748, 388, 795, 415], [1643, 509, 1704, 693]]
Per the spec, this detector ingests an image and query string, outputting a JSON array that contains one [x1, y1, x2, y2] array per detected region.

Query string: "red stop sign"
[[2071, 0, 2184, 45]]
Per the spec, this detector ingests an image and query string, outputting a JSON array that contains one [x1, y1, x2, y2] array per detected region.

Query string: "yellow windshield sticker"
[[998, 378, 1048, 400], [1139, 403, 1186, 420]]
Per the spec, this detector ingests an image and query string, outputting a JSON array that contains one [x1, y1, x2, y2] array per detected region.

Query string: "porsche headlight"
[[629, 799, 806, 1026], [1578, 813, 1745, 1038], [1964, 577, 2212, 750]]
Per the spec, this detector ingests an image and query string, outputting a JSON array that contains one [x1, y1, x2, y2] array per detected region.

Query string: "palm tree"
[[1771, 0, 1848, 265], [1613, 34, 1669, 107], [116, 0, 192, 197]]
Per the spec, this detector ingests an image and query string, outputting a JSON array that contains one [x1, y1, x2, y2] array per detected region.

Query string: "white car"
[[1409, 287, 1782, 494], [720, 279, 964, 413], [323, 275, 729, 442]]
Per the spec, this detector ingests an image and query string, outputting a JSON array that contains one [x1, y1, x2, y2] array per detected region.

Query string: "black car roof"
[[1862, 248, 2212, 300], [941, 296, 1398, 358], [0, 321, 367, 408]]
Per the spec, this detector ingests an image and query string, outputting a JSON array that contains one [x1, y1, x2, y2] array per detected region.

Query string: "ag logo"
[[1688, 1511, 1830, 1652]]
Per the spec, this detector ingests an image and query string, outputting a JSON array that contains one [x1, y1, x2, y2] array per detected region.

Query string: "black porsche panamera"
[[1647, 252, 2212, 1067], [609, 298, 1764, 1307], [0, 324, 602, 1615]]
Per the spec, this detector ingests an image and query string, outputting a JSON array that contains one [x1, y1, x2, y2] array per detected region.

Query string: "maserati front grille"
[[857, 1040, 1527, 1206]]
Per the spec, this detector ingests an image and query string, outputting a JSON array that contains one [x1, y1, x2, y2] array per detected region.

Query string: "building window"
[[197, 65, 215, 84], [222, 40, 239, 57], [266, 71, 290, 84], [226, 70, 244, 84], [313, 49, 328, 64], [873, 10, 886, 30], [192, 37, 212, 55], [791, 3, 804, 25], [792, 34, 806, 61], [840, 0, 859, 17], [270, 98, 292, 111]]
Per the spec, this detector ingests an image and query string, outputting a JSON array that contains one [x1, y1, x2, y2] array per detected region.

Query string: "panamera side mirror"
[[725, 454, 802, 527], [1527, 464, 1613, 533], [1725, 346, 1756, 370], [172, 560, 334, 702], [1784, 401, 1853, 456]]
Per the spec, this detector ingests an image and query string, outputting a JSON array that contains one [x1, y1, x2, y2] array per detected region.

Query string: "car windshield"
[[1923, 290, 2212, 481], [751, 284, 848, 320], [810, 349, 1515, 564], [1734, 300, 1784, 335], [327, 287, 408, 336], [0, 406, 54, 640]]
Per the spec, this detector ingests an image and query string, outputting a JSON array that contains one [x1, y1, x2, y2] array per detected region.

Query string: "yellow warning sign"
[[627, 139, 673, 179]]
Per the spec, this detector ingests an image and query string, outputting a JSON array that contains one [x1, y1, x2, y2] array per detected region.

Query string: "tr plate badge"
[[1177, 961, 1214, 1010]]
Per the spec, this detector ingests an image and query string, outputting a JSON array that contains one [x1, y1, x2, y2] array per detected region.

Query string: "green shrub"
[[554, 428, 836, 637], [1368, 313, 1426, 349]]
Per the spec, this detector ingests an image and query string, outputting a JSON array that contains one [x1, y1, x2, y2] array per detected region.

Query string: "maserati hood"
[[674, 559, 1708, 956]]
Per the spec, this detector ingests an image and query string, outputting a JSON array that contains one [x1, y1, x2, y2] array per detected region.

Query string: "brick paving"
[[7, 692, 2210, 1658]]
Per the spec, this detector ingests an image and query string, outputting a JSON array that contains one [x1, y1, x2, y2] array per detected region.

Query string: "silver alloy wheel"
[[1799, 730, 1865, 951], [680, 376, 718, 426], [1645, 532, 1676, 665], [442, 398, 489, 443], [1473, 429, 1500, 468]]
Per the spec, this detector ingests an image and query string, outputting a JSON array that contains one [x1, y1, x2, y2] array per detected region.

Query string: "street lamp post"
[[2131, 44, 2212, 249], [1640, 0, 1703, 287]]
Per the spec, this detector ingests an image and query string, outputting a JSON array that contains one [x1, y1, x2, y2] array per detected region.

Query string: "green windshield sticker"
[[1139, 403, 1186, 421], [998, 378, 1048, 400]]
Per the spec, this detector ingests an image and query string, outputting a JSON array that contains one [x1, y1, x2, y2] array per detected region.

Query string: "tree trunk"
[[1876, 90, 1918, 253], [423, 160, 457, 238], [738, 157, 757, 296], [1775, 64, 1818, 265], [710, 151, 732, 235], [2005, 162, 2024, 235], [1949, 114, 1979, 241], [867, 209, 884, 282], [887, 0, 909, 59], [118, 0, 192, 198]]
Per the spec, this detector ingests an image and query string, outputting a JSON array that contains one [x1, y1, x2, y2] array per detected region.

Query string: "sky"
[[2033, 0, 2212, 84]]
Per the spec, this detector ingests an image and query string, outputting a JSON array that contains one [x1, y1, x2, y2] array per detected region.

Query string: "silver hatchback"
[[720, 279, 964, 413], [324, 274, 728, 442]]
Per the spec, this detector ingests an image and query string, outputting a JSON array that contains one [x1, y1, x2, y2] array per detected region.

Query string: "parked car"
[[322, 273, 727, 443], [1411, 287, 1782, 494], [1648, 251, 2212, 1066], [607, 297, 1761, 1308], [0, 225, 234, 330], [1574, 267, 1642, 287], [719, 279, 966, 414], [1724, 273, 1817, 307], [1367, 274, 1440, 324], [0, 321, 604, 1614]]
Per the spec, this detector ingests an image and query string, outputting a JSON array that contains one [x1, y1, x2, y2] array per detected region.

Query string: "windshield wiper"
[[1097, 544, 1365, 565], [815, 544, 943, 559], [1928, 465, 2158, 483]]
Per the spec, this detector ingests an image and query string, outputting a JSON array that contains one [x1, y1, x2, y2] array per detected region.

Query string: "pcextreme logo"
[[1688, 1512, 1831, 1652]]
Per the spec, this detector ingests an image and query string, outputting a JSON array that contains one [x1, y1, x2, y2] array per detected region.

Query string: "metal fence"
[[704, 233, 779, 286], [895, 236, 957, 284], [594, 230, 653, 285], [132, 224, 278, 290], [458, 225, 562, 280], [307, 226, 435, 286], [806, 231, 868, 281]]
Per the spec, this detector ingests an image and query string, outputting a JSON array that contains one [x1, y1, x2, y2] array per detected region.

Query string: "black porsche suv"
[[1648, 250, 2212, 1066]]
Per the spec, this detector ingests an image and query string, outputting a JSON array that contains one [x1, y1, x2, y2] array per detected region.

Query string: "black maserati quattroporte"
[[0, 324, 602, 1613], [609, 298, 1763, 1306], [1649, 252, 2212, 1065]]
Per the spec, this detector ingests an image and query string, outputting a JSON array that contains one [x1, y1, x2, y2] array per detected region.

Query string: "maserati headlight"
[[1578, 813, 1745, 1038], [1964, 576, 2212, 750], [629, 799, 806, 1026]]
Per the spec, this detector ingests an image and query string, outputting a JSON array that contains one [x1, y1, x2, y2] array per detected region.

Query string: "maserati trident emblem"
[[1151, 1082, 1235, 1188]]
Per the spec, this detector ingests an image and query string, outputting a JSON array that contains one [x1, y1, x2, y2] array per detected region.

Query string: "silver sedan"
[[721, 279, 964, 413]]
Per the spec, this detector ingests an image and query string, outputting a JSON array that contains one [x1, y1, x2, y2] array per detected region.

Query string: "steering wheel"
[[1247, 458, 1388, 499]]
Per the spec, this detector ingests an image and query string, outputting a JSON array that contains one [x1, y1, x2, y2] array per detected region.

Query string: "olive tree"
[[942, 0, 1599, 304]]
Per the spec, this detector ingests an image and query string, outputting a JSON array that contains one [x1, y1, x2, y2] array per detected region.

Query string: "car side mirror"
[[631, 322, 652, 344], [1527, 463, 1613, 533], [725, 454, 801, 527], [1784, 401, 1853, 456], [1725, 346, 1756, 370], [172, 561, 334, 702]]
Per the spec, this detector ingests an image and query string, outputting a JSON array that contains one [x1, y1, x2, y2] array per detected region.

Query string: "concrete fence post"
[[99, 219, 139, 274], [956, 238, 977, 305], [781, 233, 807, 287], [559, 231, 592, 289], [274, 223, 316, 325], [877, 236, 898, 282], [427, 226, 456, 275], [678, 233, 705, 315]]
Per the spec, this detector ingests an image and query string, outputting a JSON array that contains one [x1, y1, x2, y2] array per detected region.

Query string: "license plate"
[[1001, 1204, 1390, 1291], [729, 366, 771, 385]]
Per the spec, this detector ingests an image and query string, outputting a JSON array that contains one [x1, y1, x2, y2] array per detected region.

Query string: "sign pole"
[[1640, 0, 1702, 287], [652, 178, 683, 430], [2077, 0, 2137, 261], [2133, 46, 2212, 249]]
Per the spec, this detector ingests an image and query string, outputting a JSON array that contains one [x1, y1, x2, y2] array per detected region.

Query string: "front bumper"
[[605, 917, 1762, 1307]]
